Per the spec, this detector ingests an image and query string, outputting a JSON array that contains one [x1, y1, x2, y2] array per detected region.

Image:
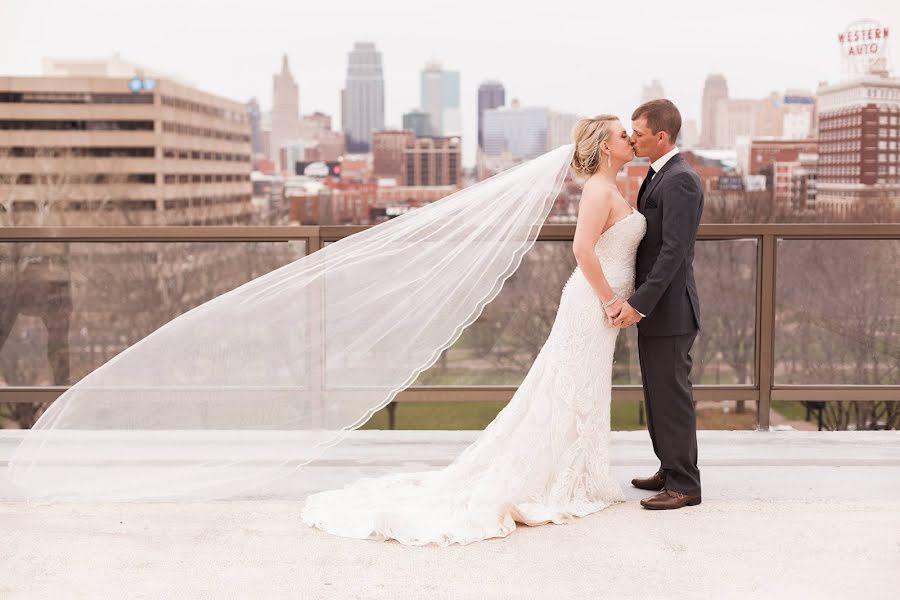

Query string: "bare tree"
[[776, 239, 899, 430], [0, 149, 284, 427]]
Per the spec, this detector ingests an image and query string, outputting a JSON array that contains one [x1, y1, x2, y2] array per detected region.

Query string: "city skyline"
[[1, 0, 898, 166]]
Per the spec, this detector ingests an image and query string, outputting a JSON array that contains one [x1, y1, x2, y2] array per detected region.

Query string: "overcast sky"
[[1, 0, 898, 166]]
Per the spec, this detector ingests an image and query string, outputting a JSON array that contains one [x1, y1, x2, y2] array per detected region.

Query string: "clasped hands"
[[604, 298, 642, 328]]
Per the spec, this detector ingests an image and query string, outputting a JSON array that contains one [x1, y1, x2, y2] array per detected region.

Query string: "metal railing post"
[[756, 234, 777, 431]]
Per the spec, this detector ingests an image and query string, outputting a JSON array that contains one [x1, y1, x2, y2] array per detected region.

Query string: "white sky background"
[[1, 0, 898, 166]]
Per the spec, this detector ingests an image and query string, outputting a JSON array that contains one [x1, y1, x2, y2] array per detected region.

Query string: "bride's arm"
[[571, 185, 623, 323]]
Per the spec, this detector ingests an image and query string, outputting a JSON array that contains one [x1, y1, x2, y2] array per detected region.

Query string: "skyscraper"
[[547, 110, 581, 150], [701, 74, 729, 148], [270, 54, 300, 170], [246, 97, 264, 159], [420, 60, 461, 137], [477, 80, 505, 149], [342, 42, 386, 153], [678, 119, 699, 149], [714, 98, 759, 150], [640, 79, 666, 104], [483, 102, 548, 160], [402, 109, 432, 137]]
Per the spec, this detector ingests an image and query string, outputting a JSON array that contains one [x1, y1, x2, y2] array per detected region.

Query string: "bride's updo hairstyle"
[[570, 114, 619, 177]]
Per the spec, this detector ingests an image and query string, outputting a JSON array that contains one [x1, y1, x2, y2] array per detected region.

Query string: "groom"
[[611, 99, 704, 510]]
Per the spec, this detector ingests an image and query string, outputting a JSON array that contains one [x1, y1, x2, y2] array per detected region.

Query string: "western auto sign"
[[839, 19, 890, 75]]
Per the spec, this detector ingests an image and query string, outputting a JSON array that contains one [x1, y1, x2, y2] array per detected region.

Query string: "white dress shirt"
[[649, 146, 680, 177], [631, 146, 680, 318]]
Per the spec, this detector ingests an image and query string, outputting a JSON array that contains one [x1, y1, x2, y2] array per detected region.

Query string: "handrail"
[[2, 223, 899, 430]]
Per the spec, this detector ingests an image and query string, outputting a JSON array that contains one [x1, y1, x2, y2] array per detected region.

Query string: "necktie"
[[638, 166, 656, 210]]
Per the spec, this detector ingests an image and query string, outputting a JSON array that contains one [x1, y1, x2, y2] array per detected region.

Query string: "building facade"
[[477, 80, 505, 149], [0, 75, 252, 226], [296, 111, 344, 163], [372, 130, 416, 181], [270, 54, 300, 171], [342, 42, 385, 153], [701, 73, 729, 148], [420, 60, 461, 137], [749, 138, 819, 175], [403, 136, 461, 187], [246, 97, 264, 160], [547, 110, 581, 151], [816, 67, 900, 214], [402, 110, 432, 137], [371, 131, 461, 187], [482, 103, 548, 160], [640, 79, 666, 104]]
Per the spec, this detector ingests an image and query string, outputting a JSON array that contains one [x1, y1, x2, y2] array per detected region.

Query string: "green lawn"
[[414, 367, 524, 386], [771, 400, 810, 421], [360, 399, 646, 431], [360, 398, 772, 431], [414, 365, 748, 387]]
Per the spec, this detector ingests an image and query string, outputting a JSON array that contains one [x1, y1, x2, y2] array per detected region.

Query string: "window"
[[0, 119, 154, 131], [161, 121, 250, 142], [0, 92, 154, 104], [3, 146, 154, 158]]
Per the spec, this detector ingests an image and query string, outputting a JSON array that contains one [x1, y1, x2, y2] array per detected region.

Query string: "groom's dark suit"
[[628, 152, 704, 497]]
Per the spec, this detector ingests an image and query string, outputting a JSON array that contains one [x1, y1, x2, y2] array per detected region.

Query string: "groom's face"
[[630, 117, 663, 159]]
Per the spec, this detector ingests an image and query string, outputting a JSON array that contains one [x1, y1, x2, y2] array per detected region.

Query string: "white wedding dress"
[[301, 200, 647, 546]]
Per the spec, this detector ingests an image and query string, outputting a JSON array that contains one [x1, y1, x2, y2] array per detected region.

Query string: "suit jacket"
[[629, 153, 704, 337]]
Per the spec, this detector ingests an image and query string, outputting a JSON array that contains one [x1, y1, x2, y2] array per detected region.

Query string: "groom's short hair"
[[632, 99, 682, 144]]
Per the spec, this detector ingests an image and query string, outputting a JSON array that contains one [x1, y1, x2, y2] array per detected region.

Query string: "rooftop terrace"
[[1, 429, 898, 599]]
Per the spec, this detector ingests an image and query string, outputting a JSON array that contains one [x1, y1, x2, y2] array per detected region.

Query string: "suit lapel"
[[640, 153, 683, 210]]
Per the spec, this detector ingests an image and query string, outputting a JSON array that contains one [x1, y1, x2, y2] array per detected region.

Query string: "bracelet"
[[601, 295, 619, 309]]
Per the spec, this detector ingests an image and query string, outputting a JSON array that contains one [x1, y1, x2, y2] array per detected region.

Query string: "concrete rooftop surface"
[[1, 429, 898, 599]]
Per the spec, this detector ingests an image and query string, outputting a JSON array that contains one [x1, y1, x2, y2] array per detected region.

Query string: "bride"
[[300, 115, 647, 546]]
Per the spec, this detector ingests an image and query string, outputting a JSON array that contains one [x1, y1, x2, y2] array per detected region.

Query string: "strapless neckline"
[[600, 209, 639, 239]]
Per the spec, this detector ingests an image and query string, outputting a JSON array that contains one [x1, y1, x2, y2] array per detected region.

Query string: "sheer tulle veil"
[[4, 143, 576, 502]]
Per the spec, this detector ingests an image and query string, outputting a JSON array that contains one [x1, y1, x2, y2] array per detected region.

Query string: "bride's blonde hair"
[[570, 114, 619, 177]]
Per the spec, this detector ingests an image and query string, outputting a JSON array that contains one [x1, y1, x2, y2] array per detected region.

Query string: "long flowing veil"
[[4, 143, 576, 502]]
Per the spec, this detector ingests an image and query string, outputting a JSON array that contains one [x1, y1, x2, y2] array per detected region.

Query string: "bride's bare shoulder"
[[580, 179, 616, 206], [610, 187, 634, 209]]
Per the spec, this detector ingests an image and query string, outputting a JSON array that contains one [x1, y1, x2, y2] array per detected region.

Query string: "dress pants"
[[637, 330, 701, 496]]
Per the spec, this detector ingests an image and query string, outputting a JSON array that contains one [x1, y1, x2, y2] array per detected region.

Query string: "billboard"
[[743, 175, 767, 192], [295, 161, 341, 178], [717, 176, 744, 191], [838, 20, 890, 76], [783, 95, 815, 105]]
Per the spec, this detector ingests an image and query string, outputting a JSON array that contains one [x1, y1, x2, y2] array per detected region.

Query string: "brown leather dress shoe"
[[631, 470, 666, 491], [640, 488, 702, 510]]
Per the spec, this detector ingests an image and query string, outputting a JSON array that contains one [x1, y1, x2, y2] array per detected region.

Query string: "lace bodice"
[[591, 208, 647, 297]]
